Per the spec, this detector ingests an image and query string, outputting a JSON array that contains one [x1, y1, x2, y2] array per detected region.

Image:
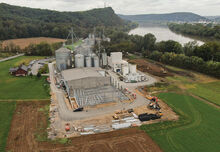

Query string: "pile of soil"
[[128, 59, 173, 77]]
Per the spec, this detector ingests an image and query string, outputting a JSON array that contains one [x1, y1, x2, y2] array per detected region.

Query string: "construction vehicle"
[[65, 123, 70, 131], [73, 107, 84, 112], [148, 102, 161, 110], [147, 95, 161, 110], [132, 93, 137, 99], [113, 110, 132, 120]]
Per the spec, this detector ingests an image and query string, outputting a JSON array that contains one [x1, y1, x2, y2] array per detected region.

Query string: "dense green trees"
[[0, 3, 135, 40], [148, 52, 220, 78], [168, 23, 220, 40], [143, 34, 156, 51], [156, 40, 183, 54], [24, 42, 62, 56]]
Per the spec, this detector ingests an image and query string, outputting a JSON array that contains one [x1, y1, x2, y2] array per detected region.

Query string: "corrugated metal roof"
[[55, 47, 71, 53], [61, 67, 104, 81]]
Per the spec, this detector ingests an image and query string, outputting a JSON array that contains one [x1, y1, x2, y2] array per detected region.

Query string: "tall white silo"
[[85, 56, 92, 67], [102, 53, 108, 66], [93, 56, 99, 67], [75, 54, 84, 68], [122, 65, 129, 76], [129, 64, 137, 74]]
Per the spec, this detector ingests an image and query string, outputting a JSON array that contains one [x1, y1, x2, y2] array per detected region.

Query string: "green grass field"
[[188, 81, 220, 106], [0, 102, 16, 152], [0, 56, 50, 100], [141, 93, 220, 152], [65, 40, 82, 50]]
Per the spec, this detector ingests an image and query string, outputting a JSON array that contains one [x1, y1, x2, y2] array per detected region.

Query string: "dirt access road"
[[6, 101, 163, 152], [0, 53, 24, 63]]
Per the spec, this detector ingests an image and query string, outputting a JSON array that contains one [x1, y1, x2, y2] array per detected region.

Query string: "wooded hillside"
[[0, 3, 133, 40]]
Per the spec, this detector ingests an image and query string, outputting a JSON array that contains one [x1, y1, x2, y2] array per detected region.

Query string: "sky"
[[0, 0, 220, 16]]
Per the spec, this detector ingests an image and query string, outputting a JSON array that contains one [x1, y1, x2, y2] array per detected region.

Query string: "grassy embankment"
[[141, 63, 220, 152], [0, 102, 16, 152], [141, 93, 220, 152], [0, 56, 50, 100]]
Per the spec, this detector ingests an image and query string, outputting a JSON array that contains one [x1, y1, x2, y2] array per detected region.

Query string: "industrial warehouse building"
[[61, 67, 110, 90], [61, 67, 128, 107]]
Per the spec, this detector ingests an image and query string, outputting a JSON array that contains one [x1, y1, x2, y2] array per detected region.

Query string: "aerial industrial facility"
[[48, 33, 157, 138]]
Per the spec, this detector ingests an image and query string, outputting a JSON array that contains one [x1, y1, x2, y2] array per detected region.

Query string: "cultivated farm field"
[[6, 101, 163, 152], [141, 93, 220, 152], [0, 56, 50, 100], [0, 102, 16, 152], [2, 37, 66, 49]]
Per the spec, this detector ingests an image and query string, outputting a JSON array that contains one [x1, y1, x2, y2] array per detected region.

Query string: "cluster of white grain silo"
[[106, 52, 147, 83], [74, 54, 100, 68]]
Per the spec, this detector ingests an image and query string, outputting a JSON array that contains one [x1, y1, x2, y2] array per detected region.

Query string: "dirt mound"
[[3, 37, 66, 49], [6, 101, 163, 152], [129, 59, 173, 77]]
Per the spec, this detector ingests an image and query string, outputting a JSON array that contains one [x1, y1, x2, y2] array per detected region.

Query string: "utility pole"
[[71, 27, 74, 51]]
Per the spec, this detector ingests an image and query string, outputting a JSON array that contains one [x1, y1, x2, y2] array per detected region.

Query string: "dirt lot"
[[3, 37, 66, 49], [128, 59, 173, 77], [6, 101, 163, 152]]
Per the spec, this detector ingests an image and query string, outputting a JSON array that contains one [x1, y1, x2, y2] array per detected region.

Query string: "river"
[[129, 26, 204, 46]]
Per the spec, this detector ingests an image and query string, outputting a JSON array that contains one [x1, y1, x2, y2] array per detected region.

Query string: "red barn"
[[9, 65, 28, 76]]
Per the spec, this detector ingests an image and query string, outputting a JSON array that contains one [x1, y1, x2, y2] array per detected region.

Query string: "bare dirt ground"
[[128, 59, 173, 77], [3, 37, 66, 49], [6, 101, 163, 152]]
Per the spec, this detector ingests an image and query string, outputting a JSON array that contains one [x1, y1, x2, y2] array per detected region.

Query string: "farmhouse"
[[9, 65, 28, 76]]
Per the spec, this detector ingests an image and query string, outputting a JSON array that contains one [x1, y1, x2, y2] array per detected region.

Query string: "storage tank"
[[111, 52, 122, 63], [93, 56, 99, 67], [75, 54, 84, 68], [122, 65, 129, 76], [129, 64, 137, 73], [85, 56, 92, 67], [102, 53, 108, 66], [55, 47, 72, 71]]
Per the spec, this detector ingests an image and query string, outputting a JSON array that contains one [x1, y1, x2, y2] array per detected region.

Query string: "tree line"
[[0, 3, 136, 40], [24, 42, 63, 56], [99, 31, 220, 78], [168, 23, 220, 40]]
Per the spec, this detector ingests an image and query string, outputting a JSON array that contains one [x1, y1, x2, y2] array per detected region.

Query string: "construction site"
[[47, 32, 177, 139]]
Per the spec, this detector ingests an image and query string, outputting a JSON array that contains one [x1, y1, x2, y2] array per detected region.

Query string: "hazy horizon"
[[0, 0, 220, 16]]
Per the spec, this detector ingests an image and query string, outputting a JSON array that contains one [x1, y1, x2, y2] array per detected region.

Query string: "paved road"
[[0, 53, 24, 63], [49, 63, 154, 121]]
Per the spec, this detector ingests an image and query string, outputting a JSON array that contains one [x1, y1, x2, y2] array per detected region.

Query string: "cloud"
[[0, 0, 219, 16]]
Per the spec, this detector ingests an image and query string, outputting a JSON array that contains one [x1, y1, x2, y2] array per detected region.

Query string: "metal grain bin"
[[55, 47, 72, 71], [75, 54, 84, 68]]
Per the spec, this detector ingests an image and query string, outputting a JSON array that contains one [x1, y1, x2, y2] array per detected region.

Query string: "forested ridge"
[[168, 23, 220, 40], [119, 12, 208, 23], [0, 3, 135, 40]]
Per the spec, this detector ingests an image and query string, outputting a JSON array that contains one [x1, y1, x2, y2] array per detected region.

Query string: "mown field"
[[0, 102, 16, 152], [188, 81, 220, 106], [141, 93, 220, 152], [0, 56, 50, 100]]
